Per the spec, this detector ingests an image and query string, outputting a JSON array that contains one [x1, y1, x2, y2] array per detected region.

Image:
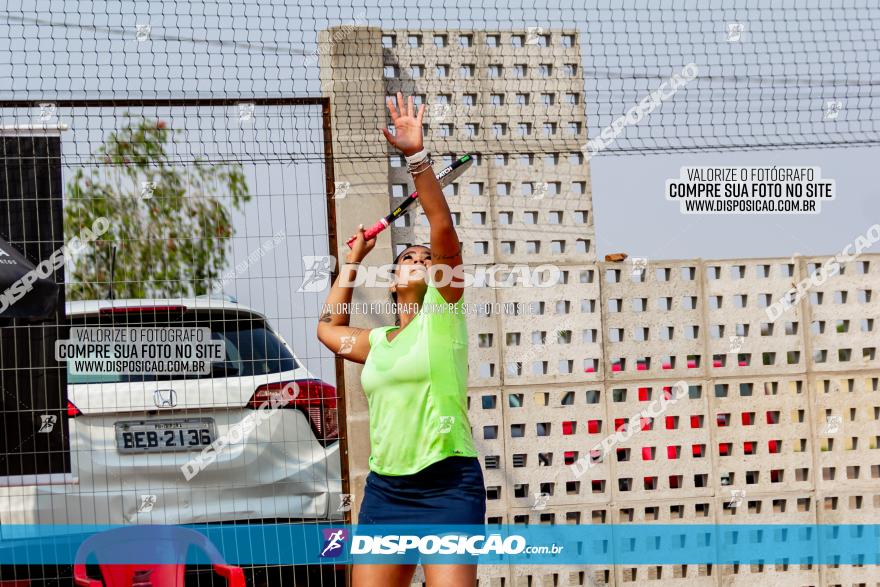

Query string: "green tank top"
[[360, 283, 478, 475]]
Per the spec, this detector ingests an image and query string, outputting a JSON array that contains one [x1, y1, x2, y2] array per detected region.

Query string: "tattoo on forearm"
[[319, 309, 332, 323]]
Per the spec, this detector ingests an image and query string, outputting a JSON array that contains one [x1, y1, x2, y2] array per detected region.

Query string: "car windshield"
[[66, 310, 298, 384]]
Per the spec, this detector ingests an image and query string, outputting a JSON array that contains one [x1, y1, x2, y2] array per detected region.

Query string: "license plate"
[[115, 418, 216, 453]]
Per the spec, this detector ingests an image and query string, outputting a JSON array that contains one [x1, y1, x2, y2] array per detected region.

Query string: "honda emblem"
[[153, 389, 177, 408]]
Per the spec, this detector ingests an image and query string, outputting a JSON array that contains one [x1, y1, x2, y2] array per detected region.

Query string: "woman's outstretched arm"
[[381, 91, 464, 304], [316, 225, 376, 364]]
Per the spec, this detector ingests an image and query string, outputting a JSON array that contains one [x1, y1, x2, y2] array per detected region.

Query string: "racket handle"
[[345, 218, 389, 248]]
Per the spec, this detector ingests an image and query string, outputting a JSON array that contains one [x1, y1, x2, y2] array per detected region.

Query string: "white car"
[[0, 297, 343, 526]]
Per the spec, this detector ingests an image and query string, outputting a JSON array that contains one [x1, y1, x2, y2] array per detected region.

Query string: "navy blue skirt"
[[358, 456, 486, 525]]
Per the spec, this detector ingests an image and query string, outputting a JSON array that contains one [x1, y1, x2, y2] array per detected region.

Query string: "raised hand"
[[380, 91, 425, 156]]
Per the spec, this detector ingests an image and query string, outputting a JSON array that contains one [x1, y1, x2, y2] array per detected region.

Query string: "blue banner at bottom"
[[0, 524, 878, 565]]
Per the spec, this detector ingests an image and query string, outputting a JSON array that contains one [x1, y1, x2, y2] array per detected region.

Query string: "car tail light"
[[67, 400, 82, 417], [248, 379, 338, 445]]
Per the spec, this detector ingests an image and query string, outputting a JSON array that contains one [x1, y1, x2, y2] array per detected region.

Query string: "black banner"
[[0, 133, 70, 478]]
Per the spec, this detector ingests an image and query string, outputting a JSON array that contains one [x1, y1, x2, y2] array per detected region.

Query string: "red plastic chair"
[[73, 526, 245, 587]]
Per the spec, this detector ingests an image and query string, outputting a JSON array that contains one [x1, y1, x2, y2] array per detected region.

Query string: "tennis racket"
[[345, 153, 473, 249]]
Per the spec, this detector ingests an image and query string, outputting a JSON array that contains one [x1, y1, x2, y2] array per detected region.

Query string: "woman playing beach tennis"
[[317, 91, 485, 586]]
